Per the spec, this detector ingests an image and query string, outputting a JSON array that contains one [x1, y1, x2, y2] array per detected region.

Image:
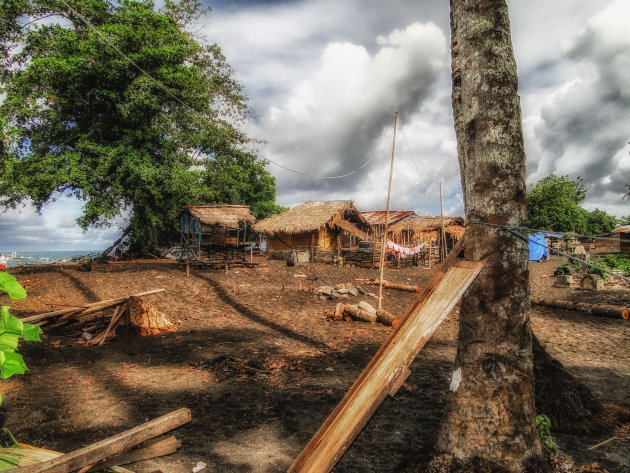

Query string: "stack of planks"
[[20, 289, 177, 345], [12, 408, 190, 473]]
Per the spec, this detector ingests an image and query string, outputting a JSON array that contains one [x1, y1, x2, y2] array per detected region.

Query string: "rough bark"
[[435, 1, 544, 470]]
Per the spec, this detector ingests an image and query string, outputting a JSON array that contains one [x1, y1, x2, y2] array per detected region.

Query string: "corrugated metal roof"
[[361, 211, 416, 226]]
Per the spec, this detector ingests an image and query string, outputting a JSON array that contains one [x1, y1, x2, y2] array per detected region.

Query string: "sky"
[[2, 0, 630, 251]]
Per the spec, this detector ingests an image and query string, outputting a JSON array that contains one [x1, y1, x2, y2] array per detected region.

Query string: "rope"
[[465, 221, 630, 284], [399, 125, 430, 187], [56, 0, 381, 180]]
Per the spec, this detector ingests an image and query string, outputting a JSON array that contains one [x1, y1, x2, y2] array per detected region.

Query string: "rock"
[[554, 274, 573, 288], [347, 288, 359, 297], [358, 301, 376, 316], [367, 292, 377, 298], [317, 285, 333, 295], [581, 274, 605, 290], [337, 288, 349, 294], [356, 286, 366, 295], [334, 283, 346, 290]]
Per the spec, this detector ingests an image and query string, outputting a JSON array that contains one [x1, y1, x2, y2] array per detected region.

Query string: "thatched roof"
[[253, 201, 368, 236], [361, 211, 416, 226], [178, 205, 255, 229], [389, 216, 466, 239]]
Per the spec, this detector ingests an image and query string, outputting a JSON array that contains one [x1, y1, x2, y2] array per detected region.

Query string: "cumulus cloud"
[[0, 199, 121, 251], [525, 0, 630, 213], [247, 21, 453, 214]]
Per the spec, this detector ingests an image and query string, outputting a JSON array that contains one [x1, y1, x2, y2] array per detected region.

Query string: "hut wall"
[[591, 234, 621, 254], [267, 231, 318, 251]]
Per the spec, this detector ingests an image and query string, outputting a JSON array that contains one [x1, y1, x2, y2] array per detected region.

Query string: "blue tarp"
[[528, 234, 548, 261]]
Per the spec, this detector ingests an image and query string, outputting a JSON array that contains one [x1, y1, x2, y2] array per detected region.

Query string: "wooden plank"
[[288, 247, 482, 473], [19, 289, 165, 324], [14, 408, 191, 473]]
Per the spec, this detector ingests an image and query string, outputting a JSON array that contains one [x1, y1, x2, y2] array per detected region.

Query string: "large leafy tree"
[[0, 0, 282, 254], [526, 175, 617, 235]]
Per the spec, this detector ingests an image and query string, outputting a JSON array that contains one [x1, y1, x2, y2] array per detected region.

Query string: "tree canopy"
[[0, 0, 283, 253], [526, 174, 617, 235]]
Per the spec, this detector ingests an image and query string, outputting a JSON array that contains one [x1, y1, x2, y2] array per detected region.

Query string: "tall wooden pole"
[[378, 111, 398, 310], [440, 181, 446, 261]]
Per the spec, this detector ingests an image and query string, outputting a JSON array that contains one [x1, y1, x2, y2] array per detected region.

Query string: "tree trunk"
[[434, 1, 544, 470]]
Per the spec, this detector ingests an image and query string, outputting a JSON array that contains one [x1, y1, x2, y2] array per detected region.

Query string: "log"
[[375, 309, 400, 328], [128, 296, 178, 336], [20, 289, 166, 324], [365, 280, 420, 292], [341, 304, 376, 323], [14, 408, 191, 473], [531, 297, 630, 319], [333, 303, 344, 321], [287, 239, 483, 473]]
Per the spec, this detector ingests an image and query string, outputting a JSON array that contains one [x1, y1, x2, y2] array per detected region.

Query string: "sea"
[[0, 250, 102, 268]]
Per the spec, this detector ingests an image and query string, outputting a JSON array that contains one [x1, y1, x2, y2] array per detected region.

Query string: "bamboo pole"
[[378, 111, 398, 310], [440, 181, 446, 262]]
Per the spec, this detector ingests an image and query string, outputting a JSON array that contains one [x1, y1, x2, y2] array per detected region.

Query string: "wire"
[[56, 0, 380, 180], [466, 221, 630, 284], [399, 125, 430, 187]]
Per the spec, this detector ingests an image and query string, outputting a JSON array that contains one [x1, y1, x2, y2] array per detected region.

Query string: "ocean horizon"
[[0, 249, 103, 267]]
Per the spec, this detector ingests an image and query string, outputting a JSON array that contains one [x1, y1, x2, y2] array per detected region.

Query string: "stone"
[[554, 274, 573, 288], [581, 274, 605, 290], [358, 301, 377, 316], [317, 285, 333, 295], [347, 288, 359, 297]]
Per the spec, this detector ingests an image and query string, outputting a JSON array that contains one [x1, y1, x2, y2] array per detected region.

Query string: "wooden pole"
[[440, 181, 446, 262], [378, 111, 398, 310]]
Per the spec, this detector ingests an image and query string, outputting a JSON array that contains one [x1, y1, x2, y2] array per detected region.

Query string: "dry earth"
[[1, 255, 628, 472]]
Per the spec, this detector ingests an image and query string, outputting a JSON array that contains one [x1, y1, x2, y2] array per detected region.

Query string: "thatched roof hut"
[[253, 201, 370, 261], [389, 215, 465, 247], [254, 201, 369, 240], [177, 205, 256, 251], [179, 205, 255, 229]]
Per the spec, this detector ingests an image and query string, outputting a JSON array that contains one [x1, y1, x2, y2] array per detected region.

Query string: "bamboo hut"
[[253, 201, 370, 264], [361, 211, 416, 243], [176, 205, 256, 266], [388, 216, 465, 254]]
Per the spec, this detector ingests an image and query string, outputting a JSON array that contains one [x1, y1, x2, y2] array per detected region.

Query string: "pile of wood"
[[21, 289, 178, 345], [330, 303, 401, 328], [11, 407, 190, 473]]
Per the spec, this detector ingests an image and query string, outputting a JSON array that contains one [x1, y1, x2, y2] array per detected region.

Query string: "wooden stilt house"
[[253, 201, 370, 264], [177, 205, 256, 265]]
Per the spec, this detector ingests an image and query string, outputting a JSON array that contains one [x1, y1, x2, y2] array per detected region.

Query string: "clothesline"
[[386, 240, 432, 256]]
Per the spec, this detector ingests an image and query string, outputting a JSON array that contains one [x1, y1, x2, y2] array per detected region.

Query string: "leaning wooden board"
[[288, 248, 483, 473]]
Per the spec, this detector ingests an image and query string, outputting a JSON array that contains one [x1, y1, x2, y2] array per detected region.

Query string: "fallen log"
[[14, 408, 191, 473], [365, 280, 420, 292], [375, 309, 401, 328], [340, 304, 376, 323], [20, 289, 166, 324], [531, 297, 629, 319]]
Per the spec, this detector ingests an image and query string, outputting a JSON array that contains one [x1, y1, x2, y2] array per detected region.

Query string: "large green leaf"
[[0, 351, 27, 378], [0, 307, 23, 335], [0, 333, 19, 351], [0, 274, 26, 300], [22, 324, 43, 342]]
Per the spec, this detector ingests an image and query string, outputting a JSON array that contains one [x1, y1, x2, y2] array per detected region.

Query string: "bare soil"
[[2, 255, 629, 473]]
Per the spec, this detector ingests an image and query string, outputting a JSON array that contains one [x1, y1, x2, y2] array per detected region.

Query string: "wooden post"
[[378, 111, 398, 310], [440, 181, 446, 262]]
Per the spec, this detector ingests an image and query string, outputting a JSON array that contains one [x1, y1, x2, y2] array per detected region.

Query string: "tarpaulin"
[[528, 234, 548, 261]]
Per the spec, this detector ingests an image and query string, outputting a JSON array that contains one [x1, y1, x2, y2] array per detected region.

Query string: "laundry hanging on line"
[[386, 240, 427, 256]]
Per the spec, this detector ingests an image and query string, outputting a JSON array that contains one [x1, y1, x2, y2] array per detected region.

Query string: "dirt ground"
[[2, 255, 629, 473]]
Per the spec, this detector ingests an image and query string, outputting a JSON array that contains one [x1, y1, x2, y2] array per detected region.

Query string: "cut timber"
[[531, 297, 630, 320], [13, 408, 191, 473], [288, 239, 483, 473], [341, 304, 376, 323], [365, 280, 420, 292], [92, 435, 182, 470], [128, 296, 178, 336], [20, 289, 166, 324], [375, 309, 400, 328]]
